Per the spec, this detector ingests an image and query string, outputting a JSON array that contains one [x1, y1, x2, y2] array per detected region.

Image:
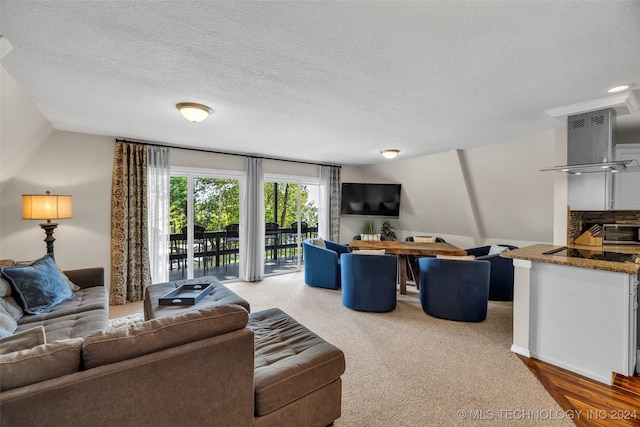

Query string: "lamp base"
[[39, 222, 59, 255]]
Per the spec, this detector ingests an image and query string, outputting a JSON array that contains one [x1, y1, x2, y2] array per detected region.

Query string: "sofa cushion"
[[312, 238, 326, 248], [0, 304, 18, 335], [488, 244, 510, 255], [15, 309, 108, 342], [436, 255, 476, 261], [18, 286, 108, 325], [0, 326, 45, 355], [0, 276, 12, 297], [0, 254, 74, 314], [0, 337, 83, 392], [352, 249, 386, 255], [82, 304, 249, 369], [13, 259, 82, 292], [248, 308, 346, 417], [0, 296, 24, 321]]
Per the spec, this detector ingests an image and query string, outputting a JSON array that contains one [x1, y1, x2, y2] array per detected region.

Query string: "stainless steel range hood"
[[540, 108, 636, 173]]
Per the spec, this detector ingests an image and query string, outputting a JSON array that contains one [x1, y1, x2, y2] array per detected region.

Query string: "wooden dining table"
[[347, 240, 467, 294]]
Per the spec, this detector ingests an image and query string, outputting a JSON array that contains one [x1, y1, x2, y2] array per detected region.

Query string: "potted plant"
[[380, 220, 397, 241], [361, 219, 376, 235]]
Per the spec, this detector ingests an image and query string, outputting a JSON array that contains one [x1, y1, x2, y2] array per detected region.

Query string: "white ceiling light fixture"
[[380, 149, 399, 159], [606, 84, 635, 93], [176, 102, 213, 123]]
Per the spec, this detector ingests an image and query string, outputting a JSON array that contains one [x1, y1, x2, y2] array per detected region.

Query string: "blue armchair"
[[404, 235, 446, 282], [464, 244, 518, 301], [340, 252, 398, 312], [303, 238, 349, 290], [418, 257, 490, 322]]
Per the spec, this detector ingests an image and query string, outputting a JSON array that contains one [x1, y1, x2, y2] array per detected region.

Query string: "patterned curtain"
[[110, 141, 152, 305], [329, 166, 341, 242]]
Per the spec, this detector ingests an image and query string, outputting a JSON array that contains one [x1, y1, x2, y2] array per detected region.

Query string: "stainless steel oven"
[[602, 224, 640, 245]]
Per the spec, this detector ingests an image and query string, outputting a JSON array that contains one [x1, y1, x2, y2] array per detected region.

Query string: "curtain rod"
[[116, 138, 341, 168]]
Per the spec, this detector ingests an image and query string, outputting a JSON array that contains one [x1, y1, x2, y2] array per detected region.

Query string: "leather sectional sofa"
[[1, 272, 346, 427]]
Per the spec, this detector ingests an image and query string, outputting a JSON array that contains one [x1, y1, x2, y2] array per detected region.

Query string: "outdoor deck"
[[168, 226, 315, 282], [168, 256, 304, 282]]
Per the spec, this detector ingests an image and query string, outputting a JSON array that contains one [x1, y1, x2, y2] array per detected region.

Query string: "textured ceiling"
[[1, 1, 640, 165]]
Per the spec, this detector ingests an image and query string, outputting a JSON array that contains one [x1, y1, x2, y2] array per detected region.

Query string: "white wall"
[[0, 129, 115, 285], [338, 132, 557, 249], [1, 65, 114, 276], [0, 65, 54, 182]]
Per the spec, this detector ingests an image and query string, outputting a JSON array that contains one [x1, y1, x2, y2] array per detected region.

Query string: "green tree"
[[170, 178, 318, 233], [169, 177, 187, 233], [170, 177, 240, 232], [264, 182, 319, 228]]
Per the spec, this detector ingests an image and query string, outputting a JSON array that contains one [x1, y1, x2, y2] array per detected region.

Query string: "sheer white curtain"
[[240, 157, 264, 281], [319, 165, 331, 240], [147, 145, 170, 283]]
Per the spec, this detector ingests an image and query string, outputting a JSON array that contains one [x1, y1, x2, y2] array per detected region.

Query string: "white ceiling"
[[1, 1, 640, 165]]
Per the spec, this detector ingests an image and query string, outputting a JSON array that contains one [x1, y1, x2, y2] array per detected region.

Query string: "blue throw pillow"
[[0, 254, 74, 314]]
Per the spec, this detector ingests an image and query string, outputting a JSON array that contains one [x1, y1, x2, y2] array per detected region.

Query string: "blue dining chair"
[[340, 252, 397, 312], [465, 244, 519, 301], [418, 257, 490, 322]]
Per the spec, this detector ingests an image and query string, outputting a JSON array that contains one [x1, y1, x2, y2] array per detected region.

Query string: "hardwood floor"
[[518, 355, 640, 426]]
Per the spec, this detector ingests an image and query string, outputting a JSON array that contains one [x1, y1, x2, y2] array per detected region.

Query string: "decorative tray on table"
[[158, 283, 214, 306]]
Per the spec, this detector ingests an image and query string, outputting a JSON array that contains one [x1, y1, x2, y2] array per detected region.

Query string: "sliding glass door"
[[169, 168, 242, 281], [264, 175, 320, 276]]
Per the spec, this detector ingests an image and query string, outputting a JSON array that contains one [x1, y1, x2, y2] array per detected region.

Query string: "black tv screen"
[[340, 183, 401, 217]]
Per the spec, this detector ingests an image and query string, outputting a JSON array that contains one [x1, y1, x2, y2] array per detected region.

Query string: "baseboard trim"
[[511, 345, 530, 357]]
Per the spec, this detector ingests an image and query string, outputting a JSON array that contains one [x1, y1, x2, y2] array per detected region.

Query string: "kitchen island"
[[501, 244, 640, 384]]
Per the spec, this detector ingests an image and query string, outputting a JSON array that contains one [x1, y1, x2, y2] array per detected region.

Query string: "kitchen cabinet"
[[568, 143, 640, 210], [568, 172, 611, 210], [613, 143, 640, 210], [507, 251, 638, 384]]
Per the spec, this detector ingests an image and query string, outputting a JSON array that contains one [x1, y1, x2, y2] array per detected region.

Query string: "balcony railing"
[[169, 225, 318, 274]]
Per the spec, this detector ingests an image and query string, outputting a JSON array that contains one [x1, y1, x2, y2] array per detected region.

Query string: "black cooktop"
[[544, 247, 640, 264]]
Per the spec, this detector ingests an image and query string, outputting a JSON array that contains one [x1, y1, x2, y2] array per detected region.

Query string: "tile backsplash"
[[567, 209, 640, 244]]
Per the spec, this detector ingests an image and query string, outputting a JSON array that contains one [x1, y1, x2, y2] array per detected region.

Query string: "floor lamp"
[[22, 191, 73, 255]]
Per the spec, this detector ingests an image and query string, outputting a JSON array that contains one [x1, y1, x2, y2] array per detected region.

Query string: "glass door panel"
[[264, 180, 319, 276], [169, 175, 240, 282]]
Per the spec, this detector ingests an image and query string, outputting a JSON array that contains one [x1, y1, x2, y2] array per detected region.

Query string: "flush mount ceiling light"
[[380, 149, 399, 159], [176, 102, 212, 123], [605, 83, 635, 93]]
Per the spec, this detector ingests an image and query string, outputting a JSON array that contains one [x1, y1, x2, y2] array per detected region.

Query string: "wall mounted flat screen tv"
[[340, 183, 401, 217]]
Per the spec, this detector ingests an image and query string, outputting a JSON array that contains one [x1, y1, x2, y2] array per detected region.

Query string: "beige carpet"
[[226, 272, 573, 427], [110, 272, 573, 426]]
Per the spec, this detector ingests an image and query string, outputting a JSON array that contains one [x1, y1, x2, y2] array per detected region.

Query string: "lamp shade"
[[176, 102, 212, 123], [22, 194, 73, 220]]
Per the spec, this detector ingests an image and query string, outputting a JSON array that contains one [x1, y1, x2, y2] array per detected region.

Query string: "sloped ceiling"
[[1, 1, 640, 165]]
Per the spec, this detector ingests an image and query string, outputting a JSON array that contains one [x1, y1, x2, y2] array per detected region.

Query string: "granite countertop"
[[501, 244, 640, 275]]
